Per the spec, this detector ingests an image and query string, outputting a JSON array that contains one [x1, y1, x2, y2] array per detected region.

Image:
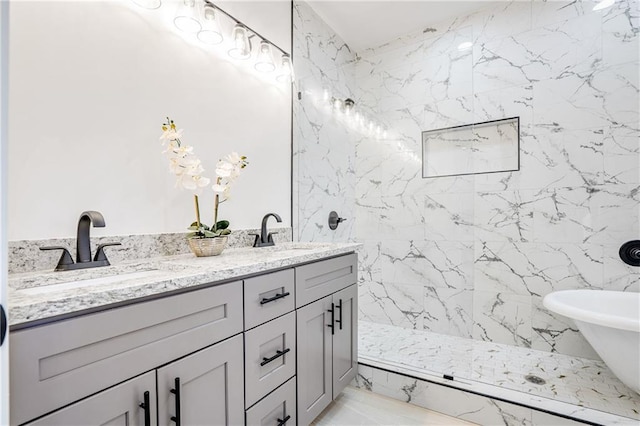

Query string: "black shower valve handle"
[[619, 240, 640, 267]]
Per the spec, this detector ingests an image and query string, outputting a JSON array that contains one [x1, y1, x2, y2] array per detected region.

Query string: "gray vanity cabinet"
[[295, 254, 358, 426], [11, 251, 358, 426], [25, 371, 157, 426], [157, 334, 244, 426]]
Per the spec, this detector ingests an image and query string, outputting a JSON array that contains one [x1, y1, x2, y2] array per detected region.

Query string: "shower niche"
[[422, 117, 520, 178]]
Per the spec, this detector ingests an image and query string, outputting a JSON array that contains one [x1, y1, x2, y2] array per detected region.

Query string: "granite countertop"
[[8, 242, 361, 327]]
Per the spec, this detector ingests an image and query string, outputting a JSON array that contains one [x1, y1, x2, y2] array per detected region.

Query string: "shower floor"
[[359, 321, 640, 421]]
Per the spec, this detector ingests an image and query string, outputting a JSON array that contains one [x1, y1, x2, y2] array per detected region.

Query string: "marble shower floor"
[[359, 321, 640, 421]]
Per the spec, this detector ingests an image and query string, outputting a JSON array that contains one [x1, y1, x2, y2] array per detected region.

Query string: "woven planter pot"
[[187, 236, 228, 257]]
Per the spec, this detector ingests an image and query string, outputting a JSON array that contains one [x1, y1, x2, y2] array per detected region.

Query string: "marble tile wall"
[[292, 1, 357, 243], [353, 0, 640, 360]]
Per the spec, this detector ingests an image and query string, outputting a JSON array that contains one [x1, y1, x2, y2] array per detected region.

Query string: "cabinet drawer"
[[245, 377, 296, 426], [244, 269, 295, 329], [295, 253, 357, 307], [244, 312, 296, 408], [10, 282, 243, 425]]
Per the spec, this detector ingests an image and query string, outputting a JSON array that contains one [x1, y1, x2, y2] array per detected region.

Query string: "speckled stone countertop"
[[8, 242, 361, 327]]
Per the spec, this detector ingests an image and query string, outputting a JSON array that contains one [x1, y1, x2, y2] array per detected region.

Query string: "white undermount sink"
[[18, 269, 165, 296]]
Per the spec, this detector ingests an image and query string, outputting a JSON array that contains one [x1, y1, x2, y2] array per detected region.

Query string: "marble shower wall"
[[292, 1, 357, 243], [355, 0, 640, 360]]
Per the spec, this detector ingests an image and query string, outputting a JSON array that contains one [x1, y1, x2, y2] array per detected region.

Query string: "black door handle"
[[170, 377, 181, 425], [139, 391, 151, 426], [0, 304, 6, 347], [335, 298, 343, 330], [277, 414, 291, 426], [327, 303, 335, 335]]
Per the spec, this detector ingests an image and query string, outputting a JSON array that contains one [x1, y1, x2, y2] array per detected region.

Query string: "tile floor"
[[311, 386, 477, 426]]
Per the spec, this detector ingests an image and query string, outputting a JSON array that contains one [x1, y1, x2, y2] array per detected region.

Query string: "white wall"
[[8, 0, 292, 240]]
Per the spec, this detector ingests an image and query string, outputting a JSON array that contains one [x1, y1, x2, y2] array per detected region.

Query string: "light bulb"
[[174, 0, 201, 34], [276, 54, 294, 83], [228, 24, 251, 60], [198, 4, 223, 45], [255, 41, 276, 73]]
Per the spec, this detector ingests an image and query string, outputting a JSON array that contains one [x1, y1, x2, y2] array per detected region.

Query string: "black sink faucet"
[[40, 210, 121, 271], [252, 213, 282, 247], [77, 210, 105, 263]]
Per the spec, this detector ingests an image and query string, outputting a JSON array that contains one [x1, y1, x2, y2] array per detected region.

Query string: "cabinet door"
[[26, 372, 156, 426], [332, 284, 358, 397], [296, 296, 333, 426], [157, 335, 244, 426]]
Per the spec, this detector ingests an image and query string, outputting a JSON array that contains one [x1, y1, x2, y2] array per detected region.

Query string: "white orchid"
[[160, 128, 183, 144], [160, 118, 248, 239], [212, 184, 227, 193]]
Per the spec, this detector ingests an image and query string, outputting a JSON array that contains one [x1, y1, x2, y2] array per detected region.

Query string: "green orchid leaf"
[[216, 220, 230, 230], [187, 232, 198, 238], [189, 222, 210, 231], [187, 225, 200, 231], [202, 229, 217, 238], [220, 229, 231, 235]]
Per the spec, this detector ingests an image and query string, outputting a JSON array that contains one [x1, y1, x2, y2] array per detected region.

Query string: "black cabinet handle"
[[335, 298, 343, 330], [170, 377, 181, 425], [139, 391, 151, 426], [327, 303, 335, 335], [260, 348, 291, 366], [277, 414, 291, 426], [0, 304, 6, 347], [260, 292, 291, 305]]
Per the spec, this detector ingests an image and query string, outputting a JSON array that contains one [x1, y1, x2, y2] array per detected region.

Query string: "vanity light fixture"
[[228, 24, 252, 60], [255, 41, 276, 73], [198, 3, 223, 45], [145, 0, 293, 82], [174, 0, 202, 33], [592, 0, 615, 10]]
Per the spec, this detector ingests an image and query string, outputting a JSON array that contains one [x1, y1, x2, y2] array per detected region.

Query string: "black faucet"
[[40, 210, 121, 271], [252, 213, 282, 247]]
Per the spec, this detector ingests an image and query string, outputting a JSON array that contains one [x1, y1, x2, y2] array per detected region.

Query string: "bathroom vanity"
[[7, 243, 359, 426]]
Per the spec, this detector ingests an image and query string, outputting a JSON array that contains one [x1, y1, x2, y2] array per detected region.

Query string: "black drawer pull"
[[139, 391, 151, 426], [260, 348, 291, 366], [277, 414, 291, 426], [260, 292, 291, 305], [170, 377, 181, 425]]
